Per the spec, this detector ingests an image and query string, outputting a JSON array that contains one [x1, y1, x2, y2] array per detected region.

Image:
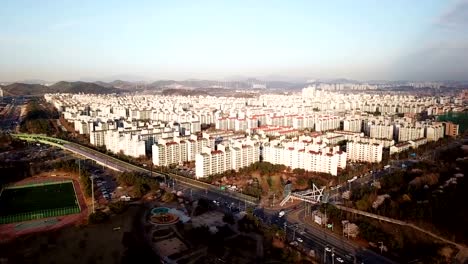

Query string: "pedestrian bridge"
[[279, 184, 328, 206]]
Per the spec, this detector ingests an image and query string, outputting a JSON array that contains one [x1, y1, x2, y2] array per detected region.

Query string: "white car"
[[296, 237, 303, 243], [278, 210, 285, 217], [336, 257, 344, 263], [325, 247, 332, 252]]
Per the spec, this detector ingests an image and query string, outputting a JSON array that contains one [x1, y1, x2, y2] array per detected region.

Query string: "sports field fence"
[[0, 205, 80, 224], [0, 180, 81, 224]]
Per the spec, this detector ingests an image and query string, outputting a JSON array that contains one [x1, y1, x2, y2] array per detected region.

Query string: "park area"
[[0, 181, 80, 224]]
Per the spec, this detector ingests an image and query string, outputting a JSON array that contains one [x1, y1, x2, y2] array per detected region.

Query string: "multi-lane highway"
[[254, 206, 396, 264], [0, 99, 23, 132], [11, 133, 259, 205]]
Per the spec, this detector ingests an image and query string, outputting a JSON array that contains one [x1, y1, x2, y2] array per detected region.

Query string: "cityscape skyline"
[[1, 0, 468, 82], [1, 1, 468, 263]]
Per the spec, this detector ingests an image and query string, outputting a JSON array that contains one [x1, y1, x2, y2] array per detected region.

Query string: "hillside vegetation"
[[19, 99, 59, 135], [1, 81, 123, 96], [349, 145, 468, 244]]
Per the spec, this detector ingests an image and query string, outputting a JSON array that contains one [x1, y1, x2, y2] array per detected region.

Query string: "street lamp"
[[91, 175, 95, 213], [150, 162, 153, 177], [378, 241, 384, 254]]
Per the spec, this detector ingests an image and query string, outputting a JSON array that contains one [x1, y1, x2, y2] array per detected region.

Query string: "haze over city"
[[1, 0, 468, 82]]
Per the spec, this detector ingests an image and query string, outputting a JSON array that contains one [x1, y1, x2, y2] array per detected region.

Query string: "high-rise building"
[[443, 122, 459, 137], [343, 119, 362, 132], [395, 125, 425, 142], [263, 141, 346, 176], [346, 141, 383, 163], [425, 123, 444, 141]]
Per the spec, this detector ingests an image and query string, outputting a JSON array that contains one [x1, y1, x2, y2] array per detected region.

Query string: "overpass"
[[12, 133, 259, 205], [279, 184, 326, 206]]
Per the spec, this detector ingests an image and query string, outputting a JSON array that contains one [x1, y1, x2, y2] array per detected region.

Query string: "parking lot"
[[90, 169, 118, 203]]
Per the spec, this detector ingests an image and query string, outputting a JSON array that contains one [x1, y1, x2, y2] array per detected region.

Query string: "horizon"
[[3, 77, 468, 86], [1, 0, 468, 82]]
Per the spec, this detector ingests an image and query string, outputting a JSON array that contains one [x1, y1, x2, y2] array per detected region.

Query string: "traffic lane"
[[64, 142, 261, 207], [64, 144, 130, 172], [293, 209, 395, 264], [178, 186, 255, 213], [295, 228, 381, 264], [189, 188, 392, 263], [292, 212, 355, 251], [284, 223, 354, 264]]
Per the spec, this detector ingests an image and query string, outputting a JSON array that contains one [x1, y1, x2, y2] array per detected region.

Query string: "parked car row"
[[97, 178, 111, 201], [90, 172, 112, 202]]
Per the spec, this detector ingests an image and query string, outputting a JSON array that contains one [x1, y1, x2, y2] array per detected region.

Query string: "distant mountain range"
[[0, 81, 123, 96], [3, 78, 459, 97], [1, 79, 306, 96]]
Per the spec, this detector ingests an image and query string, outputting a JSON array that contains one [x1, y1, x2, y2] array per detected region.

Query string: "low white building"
[[390, 142, 411, 155]]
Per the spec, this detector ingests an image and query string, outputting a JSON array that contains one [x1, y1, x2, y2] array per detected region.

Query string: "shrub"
[[89, 211, 109, 224], [109, 201, 129, 214]]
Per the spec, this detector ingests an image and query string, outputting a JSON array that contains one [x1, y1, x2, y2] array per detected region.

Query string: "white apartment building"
[[195, 150, 229, 179], [230, 142, 260, 171], [152, 140, 181, 167], [346, 141, 383, 163], [195, 143, 259, 178], [343, 119, 362, 132], [315, 116, 340, 132], [395, 125, 425, 142], [152, 136, 209, 166], [90, 130, 106, 147], [425, 123, 444, 141], [366, 123, 393, 140], [104, 131, 146, 158], [195, 144, 232, 179], [263, 141, 346, 176]]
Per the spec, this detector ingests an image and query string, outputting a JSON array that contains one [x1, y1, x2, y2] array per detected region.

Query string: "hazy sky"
[[1, 0, 468, 82]]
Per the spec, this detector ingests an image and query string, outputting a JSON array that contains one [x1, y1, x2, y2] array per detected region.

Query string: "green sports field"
[[0, 181, 81, 223]]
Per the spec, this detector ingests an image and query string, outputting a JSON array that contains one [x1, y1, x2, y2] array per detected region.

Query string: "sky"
[[1, 0, 468, 82]]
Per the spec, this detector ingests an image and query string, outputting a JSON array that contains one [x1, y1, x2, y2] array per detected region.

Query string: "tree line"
[[117, 171, 160, 198], [53, 159, 92, 197], [19, 99, 59, 135]]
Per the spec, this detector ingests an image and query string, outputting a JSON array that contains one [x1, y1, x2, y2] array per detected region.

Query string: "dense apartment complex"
[[43, 85, 464, 177]]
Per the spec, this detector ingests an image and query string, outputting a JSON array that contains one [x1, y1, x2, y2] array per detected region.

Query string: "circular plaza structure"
[[149, 207, 179, 226]]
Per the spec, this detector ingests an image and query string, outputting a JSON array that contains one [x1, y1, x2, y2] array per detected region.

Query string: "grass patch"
[[0, 181, 79, 218]]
